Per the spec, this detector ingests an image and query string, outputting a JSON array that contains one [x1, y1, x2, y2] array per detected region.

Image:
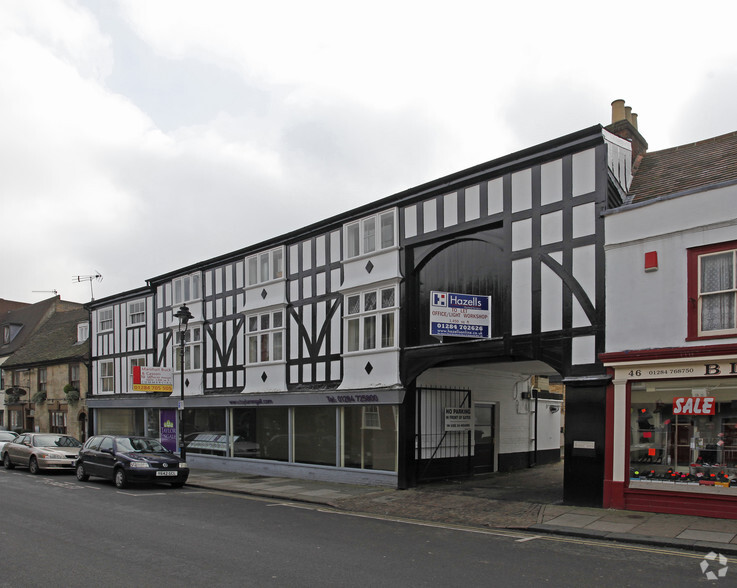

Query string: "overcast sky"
[[3, 0, 737, 304]]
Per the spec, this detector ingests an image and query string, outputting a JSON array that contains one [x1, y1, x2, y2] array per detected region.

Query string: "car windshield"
[[0, 432, 17, 441], [116, 437, 168, 453], [33, 435, 81, 448]]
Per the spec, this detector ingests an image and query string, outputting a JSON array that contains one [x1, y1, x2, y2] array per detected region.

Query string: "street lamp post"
[[174, 304, 194, 460]]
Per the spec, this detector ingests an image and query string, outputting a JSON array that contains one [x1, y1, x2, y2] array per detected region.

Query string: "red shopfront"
[[602, 345, 737, 519]]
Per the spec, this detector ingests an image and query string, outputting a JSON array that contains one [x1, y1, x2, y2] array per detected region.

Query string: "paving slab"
[[586, 520, 638, 533], [676, 529, 736, 543], [542, 513, 600, 528]]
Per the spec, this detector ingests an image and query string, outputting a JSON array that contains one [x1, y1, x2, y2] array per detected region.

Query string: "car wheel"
[[3, 453, 14, 469], [171, 481, 185, 489], [76, 463, 89, 482], [114, 468, 127, 489], [29, 457, 40, 475]]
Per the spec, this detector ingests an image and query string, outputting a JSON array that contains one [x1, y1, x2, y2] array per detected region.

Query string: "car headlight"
[[39, 452, 64, 460], [179, 462, 188, 469], [128, 461, 150, 468]]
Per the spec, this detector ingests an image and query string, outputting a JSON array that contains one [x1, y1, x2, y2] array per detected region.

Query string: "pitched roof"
[[629, 131, 737, 203], [1, 308, 89, 368], [0, 297, 59, 358]]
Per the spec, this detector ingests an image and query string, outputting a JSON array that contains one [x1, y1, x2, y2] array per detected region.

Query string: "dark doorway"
[[473, 404, 495, 472]]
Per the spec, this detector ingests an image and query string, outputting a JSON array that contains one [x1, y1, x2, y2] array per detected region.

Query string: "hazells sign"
[[133, 366, 173, 393], [672, 397, 716, 415], [430, 291, 491, 339]]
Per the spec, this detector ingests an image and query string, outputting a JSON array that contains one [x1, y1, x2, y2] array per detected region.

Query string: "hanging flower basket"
[[64, 385, 80, 403], [32, 390, 47, 403]]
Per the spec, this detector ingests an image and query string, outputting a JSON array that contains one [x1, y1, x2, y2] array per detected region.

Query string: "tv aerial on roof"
[[32, 289, 58, 296], [72, 272, 103, 301]]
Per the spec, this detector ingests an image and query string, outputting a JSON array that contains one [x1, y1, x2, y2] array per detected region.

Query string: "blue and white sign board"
[[430, 291, 491, 339]]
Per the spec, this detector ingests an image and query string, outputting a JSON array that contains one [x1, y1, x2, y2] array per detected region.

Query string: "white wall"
[[605, 184, 737, 352]]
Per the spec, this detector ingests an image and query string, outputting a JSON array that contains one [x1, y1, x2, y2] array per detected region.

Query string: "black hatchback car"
[[75, 435, 189, 489]]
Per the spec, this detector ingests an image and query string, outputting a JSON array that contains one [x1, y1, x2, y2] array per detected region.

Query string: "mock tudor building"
[[602, 129, 737, 518]]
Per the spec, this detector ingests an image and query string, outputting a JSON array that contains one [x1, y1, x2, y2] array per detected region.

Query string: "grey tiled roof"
[[629, 131, 737, 203], [2, 308, 89, 368]]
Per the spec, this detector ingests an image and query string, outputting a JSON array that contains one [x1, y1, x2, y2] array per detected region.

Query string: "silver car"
[[0, 431, 19, 457], [3, 433, 82, 474]]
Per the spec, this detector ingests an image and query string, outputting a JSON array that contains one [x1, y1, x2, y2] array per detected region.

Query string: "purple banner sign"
[[160, 409, 178, 453]]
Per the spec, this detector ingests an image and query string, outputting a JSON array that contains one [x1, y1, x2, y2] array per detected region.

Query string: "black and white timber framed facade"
[[88, 124, 631, 503]]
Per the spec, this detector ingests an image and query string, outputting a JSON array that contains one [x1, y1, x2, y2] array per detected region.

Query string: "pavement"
[[186, 460, 737, 556]]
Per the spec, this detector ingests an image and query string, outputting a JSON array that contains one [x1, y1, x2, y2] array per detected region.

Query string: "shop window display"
[[630, 378, 737, 493]]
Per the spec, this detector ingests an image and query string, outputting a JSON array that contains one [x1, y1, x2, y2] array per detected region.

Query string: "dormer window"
[[2, 326, 9, 344], [77, 322, 89, 342], [344, 210, 396, 259], [173, 274, 201, 305], [247, 248, 284, 286]]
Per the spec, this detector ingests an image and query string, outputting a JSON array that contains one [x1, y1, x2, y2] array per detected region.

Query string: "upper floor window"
[[344, 285, 398, 352], [69, 364, 80, 390], [345, 210, 396, 259], [128, 300, 146, 325], [37, 367, 47, 392], [77, 322, 89, 342], [247, 248, 284, 286], [98, 308, 113, 332], [246, 310, 284, 364], [2, 325, 9, 344], [173, 274, 201, 306], [174, 326, 202, 371], [689, 241, 737, 338], [100, 360, 114, 393]]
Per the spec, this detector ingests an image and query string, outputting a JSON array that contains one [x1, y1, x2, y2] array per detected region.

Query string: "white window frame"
[[246, 247, 285, 287], [173, 274, 201, 306], [98, 308, 113, 332], [100, 360, 114, 393], [37, 367, 47, 392], [697, 248, 737, 337], [344, 285, 398, 353], [128, 300, 146, 325], [246, 309, 285, 364], [344, 209, 396, 259], [129, 356, 147, 390], [174, 325, 202, 371], [77, 322, 89, 342], [2, 326, 9, 344]]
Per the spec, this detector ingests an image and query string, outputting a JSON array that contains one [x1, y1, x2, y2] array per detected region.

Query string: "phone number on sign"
[[436, 323, 486, 332]]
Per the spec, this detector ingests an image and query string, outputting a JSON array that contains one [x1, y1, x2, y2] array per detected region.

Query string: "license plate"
[[156, 470, 178, 477]]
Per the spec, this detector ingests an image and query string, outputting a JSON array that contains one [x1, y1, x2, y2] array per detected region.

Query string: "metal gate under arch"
[[415, 386, 472, 483]]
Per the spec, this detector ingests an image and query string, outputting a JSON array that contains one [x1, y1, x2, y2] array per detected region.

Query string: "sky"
[[3, 0, 737, 304]]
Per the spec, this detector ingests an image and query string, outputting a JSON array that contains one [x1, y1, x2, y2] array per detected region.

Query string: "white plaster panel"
[[290, 365, 299, 384], [289, 244, 299, 275], [245, 364, 286, 392], [331, 360, 341, 379], [340, 249, 400, 291], [241, 282, 287, 313], [573, 244, 596, 306], [330, 230, 341, 263], [465, 185, 480, 221], [303, 363, 312, 382], [511, 168, 532, 212], [488, 178, 503, 215], [316, 235, 326, 267], [444, 192, 458, 227], [512, 258, 532, 335], [540, 263, 562, 332], [572, 148, 596, 196], [236, 260, 244, 289], [302, 240, 312, 271], [512, 218, 532, 251], [572, 296, 589, 328], [572, 335, 596, 365], [330, 268, 341, 291], [423, 200, 437, 233], [573, 202, 596, 238], [541, 210, 562, 245], [289, 280, 299, 302], [290, 316, 299, 360], [404, 205, 417, 238], [316, 362, 326, 381], [541, 159, 563, 205], [316, 272, 326, 296], [302, 277, 312, 299], [339, 350, 401, 389]]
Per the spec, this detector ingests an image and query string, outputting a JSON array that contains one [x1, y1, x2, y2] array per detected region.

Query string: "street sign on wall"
[[430, 291, 491, 339], [133, 366, 174, 392]]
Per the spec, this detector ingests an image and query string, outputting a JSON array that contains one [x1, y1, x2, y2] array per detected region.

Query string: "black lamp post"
[[174, 304, 194, 459]]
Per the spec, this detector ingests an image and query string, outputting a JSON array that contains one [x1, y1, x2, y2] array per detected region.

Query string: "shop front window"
[[293, 406, 336, 466], [232, 407, 290, 461], [343, 405, 398, 471], [181, 408, 226, 456], [630, 377, 737, 493]]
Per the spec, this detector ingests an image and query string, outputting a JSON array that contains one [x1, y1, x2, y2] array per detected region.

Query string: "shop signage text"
[[430, 291, 491, 339], [620, 360, 737, 380], [444, 407, 472, 431], [673, 397, 716, 415], [133, 366, 173, 392]]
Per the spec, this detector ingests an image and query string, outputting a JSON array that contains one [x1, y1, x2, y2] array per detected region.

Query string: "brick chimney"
[[605, 99, 648, 170]]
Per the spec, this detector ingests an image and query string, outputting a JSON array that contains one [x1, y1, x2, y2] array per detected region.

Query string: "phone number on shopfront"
[[627, 368, 695, 377]]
